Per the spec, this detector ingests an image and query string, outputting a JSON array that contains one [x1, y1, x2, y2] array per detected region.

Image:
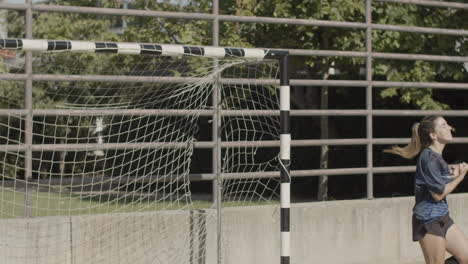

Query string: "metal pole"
[[366, 0, 374, 199], [4, 73, 468, 87], [211, 1, 222, 264], [23, 0, 33, 218], [376, 0, 468, 9], [279, 55, 291, 264]]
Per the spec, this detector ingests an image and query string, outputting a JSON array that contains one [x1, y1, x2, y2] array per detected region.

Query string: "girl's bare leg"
[[446, 224, 468, 264], [419, 233, 446, 264]]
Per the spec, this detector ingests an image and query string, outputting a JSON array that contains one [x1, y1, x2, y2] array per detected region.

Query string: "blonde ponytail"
[[384, 122, 422, 159]]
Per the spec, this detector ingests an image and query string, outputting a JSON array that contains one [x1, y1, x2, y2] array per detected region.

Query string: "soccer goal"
[[0, 39, 290, 264]]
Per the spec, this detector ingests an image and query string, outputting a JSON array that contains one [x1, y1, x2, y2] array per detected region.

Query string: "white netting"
[[0, 48, 280, 264]]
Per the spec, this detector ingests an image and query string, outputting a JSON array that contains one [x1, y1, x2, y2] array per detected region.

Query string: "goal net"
[[0, 39, 282, 264]]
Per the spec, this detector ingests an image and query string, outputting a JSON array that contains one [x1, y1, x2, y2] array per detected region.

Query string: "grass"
[[0, 188, 277, 218]]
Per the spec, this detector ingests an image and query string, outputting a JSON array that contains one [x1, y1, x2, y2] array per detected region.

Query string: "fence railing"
[[0, 0, 467, 200]]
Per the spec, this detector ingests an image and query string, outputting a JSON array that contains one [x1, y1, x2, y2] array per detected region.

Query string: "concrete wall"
[[0, 210, 218, 264], [221, 193, 468, 264], [3, 194, 468, 264], [221, 197, 417, 264]]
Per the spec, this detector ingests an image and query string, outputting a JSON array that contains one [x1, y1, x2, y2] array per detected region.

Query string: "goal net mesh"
[[0, 46, 281, 263]]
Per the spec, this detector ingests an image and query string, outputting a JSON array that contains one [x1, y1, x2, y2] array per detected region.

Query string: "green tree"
[[218, 0, 467, 199], [0, 0, 466, 197]]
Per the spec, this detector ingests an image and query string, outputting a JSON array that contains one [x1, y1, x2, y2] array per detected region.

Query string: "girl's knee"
[[426, 257, 444, 264]]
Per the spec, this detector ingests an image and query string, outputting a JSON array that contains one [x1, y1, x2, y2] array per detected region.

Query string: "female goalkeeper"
[[385, 115, 468, 264]]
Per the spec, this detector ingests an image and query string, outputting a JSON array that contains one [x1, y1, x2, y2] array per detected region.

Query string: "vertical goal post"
[[0, 38, 290, 264]]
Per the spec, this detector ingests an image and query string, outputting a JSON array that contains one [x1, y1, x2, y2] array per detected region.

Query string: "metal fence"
[[0, 0, 467, 201]]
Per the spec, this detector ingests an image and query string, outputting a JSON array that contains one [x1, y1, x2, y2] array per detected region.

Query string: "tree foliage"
[[4, 0, 466, 111], [218, 0, 467, 110], [0, 0, 466, 190]]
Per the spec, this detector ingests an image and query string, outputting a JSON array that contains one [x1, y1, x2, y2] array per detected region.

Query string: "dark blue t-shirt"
[[413, 148, 453, 223]]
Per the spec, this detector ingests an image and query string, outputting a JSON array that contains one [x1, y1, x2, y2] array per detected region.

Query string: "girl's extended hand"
[[459, 162, 468, 179], [451, 164, 461, 178], [451, 162, 468, 179]]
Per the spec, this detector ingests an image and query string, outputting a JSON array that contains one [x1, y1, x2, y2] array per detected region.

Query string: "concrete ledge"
[[2, 193, 468, 264], [220, 193, 468, 264], [0, 216, 71, 264], [71, 209, 217, 264]]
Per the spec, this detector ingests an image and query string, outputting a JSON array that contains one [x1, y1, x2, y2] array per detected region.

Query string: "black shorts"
[[412, 214, 454, 242]]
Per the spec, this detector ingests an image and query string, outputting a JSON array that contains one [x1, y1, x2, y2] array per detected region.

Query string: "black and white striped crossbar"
[[0, 39, 287, 59]]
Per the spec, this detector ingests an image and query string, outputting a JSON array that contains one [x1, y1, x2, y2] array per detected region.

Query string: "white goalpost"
[[0, 39, 290, 264]]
